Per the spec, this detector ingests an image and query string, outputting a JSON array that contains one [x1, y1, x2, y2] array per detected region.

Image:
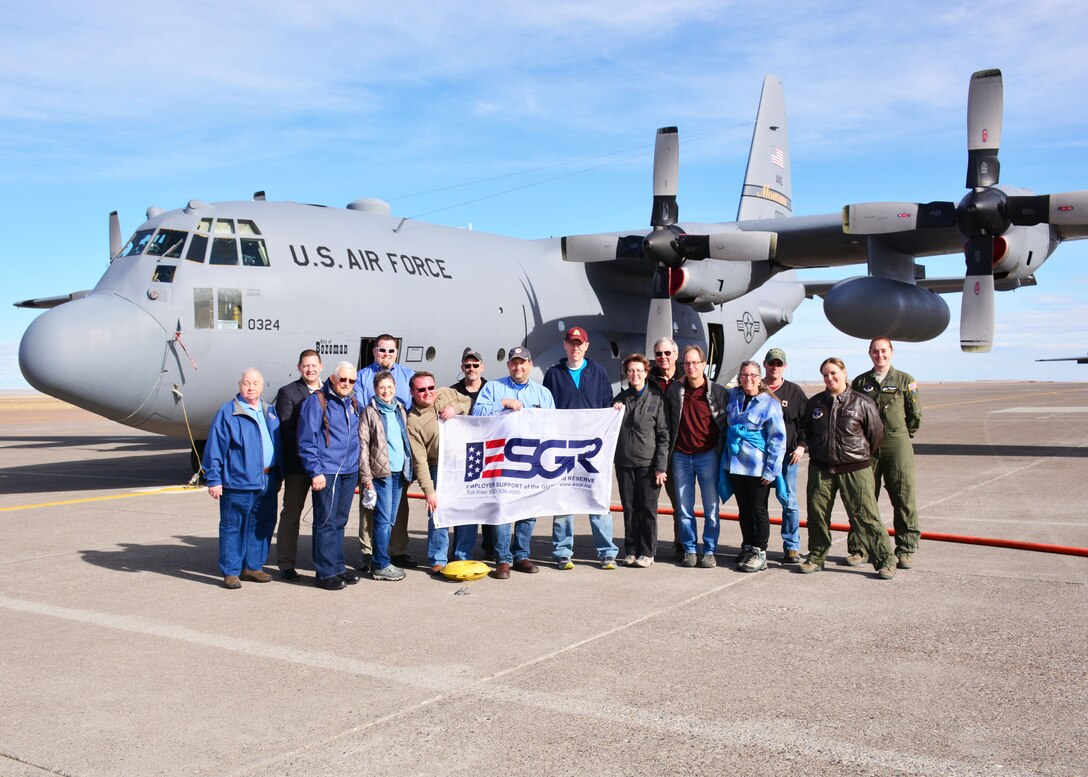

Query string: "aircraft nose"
[[19, 294, 168, 424]]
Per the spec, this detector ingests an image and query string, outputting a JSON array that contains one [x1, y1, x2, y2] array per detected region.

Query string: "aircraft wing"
[[13, 291, 92, 309], [1036, 355, 1088, 364]]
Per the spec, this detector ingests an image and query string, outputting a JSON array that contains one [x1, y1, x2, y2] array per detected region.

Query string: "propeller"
[[561, 126, 777, 354], [843, 68, 1088, 352]]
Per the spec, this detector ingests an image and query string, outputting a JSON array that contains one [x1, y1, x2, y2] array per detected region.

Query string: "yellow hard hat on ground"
[[441, 560, 490, 581]]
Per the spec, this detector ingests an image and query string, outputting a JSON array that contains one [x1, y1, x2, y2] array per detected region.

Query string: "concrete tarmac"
[[1, 383, 1086, 776]]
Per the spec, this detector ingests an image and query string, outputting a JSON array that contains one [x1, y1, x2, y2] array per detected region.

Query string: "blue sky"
[[4, 0, 1088, 389]]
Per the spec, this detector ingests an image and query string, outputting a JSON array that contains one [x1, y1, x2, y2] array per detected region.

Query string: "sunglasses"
[[376, 347, 396, 354], [336, 377, 356, 384], [655, 350, 673, 357], [462, 362, 481, 369], [413, 385, 436, 393]]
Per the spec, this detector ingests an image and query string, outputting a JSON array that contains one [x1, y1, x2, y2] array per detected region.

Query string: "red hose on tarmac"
[[407, 491, 1088, 558]]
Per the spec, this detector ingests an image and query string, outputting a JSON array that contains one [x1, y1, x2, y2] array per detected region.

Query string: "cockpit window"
[[147, 229, 188, 258], [121, 229, 154, 257], [186, 233, 208, 263], [214, 219, 236, 235], [152, 265, 177, 283], [237, 220, 261, 236], [209, 237, 239, 265], [195, 218, 212, 232], [240, 238, 269, 267]]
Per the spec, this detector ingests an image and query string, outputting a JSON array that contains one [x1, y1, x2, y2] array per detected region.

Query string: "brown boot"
[[240, 569, 272, 583]]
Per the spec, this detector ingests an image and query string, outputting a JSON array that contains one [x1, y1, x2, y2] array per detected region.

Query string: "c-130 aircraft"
[[16, 69, 1088, 446]]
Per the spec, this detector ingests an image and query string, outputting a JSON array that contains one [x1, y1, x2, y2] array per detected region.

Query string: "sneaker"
[[843, 552, 867, 567], [371, 565, 406, 581], [878, 564, 897, 580], [679, 553, 697, 568], [798, 559, 823, 574], [697, 554, 717, 568], [739, 548, 767, 573], [601, 557, 617, 570], [634, 556, 654, 568], [735, 545, 751, 564], [556, 557, 574, 570], [782, 549, 801, 565], [223, 575, 241, 589], [896, 554, 914, 570], [240, 568, 272, 583], [622, 554, 637, 567]]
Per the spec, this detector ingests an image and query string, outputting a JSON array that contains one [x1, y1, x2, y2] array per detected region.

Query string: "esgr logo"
[[465, 437, 603, 482]]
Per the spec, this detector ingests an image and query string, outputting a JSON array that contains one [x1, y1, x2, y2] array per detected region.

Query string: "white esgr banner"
[[433, 408, 622, 528]]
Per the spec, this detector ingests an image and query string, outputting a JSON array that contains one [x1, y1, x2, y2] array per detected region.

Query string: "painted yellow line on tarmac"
[[0, 485, 201, 512]]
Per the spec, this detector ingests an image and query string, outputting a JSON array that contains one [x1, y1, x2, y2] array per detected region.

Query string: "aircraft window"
[[122, 229, 154, 257], [147, 229, 188, 258], [152, 265, 177, 283], [217, 288, 242, 329], [214, 219, 236, 235], [195, 218, 212, 233], [237, 220, 261, 236], [240, 238, 268, 267], [194, 287, 214, 329], [209, 237, 239, 265], [186, 233, 208, 263]]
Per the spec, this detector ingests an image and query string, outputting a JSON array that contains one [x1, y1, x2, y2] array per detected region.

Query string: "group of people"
[[202, 329, 922, 590]]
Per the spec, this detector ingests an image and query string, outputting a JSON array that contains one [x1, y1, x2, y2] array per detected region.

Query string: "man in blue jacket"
[[203, 368, 281, 589], [298, 361, 363, 591], [542, 327, 619, 569]]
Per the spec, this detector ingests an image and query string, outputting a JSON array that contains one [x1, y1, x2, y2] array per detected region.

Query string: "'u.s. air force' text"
[[289, 244, 452, 279]]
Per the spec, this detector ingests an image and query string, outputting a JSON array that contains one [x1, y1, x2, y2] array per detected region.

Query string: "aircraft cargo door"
[[706, 323, 724, 383]]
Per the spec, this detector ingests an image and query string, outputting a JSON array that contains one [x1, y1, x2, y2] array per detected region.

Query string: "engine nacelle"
[[992, 223, 1055, 280], [672, 259, 773, 308], [824, 276, 950, 342]]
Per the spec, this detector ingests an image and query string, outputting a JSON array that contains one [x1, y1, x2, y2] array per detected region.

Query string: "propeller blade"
[[645, 265, 674, 355], [650, 126, 679, 227], [1007, 191, 1088, 227], [109, 211, 122, 258], [561, 234, 621, 263], [843, 202, 957, 234], [960, 236, 995, 352], [966, 69, 1002, 189]]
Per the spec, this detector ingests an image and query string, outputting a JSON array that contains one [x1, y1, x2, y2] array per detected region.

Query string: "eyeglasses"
[[413, 385, 436, 393], [625, 367, 646, 374], [376, 347, 396, 354], [739, 374, 761, 380], [336, 377, 356, 384], [654, 350, 673, 357], [683, 361, 704, 367]]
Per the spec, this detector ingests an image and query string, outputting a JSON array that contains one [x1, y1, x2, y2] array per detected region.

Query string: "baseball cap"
[[508, 346, 532, 362], [564, 326, 588, 343], [764, 347, 787, 364], [461, 348, 482, 363]]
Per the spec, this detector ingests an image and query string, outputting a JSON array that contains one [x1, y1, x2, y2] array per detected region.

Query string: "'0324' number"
[[247, 318, 280, 331]]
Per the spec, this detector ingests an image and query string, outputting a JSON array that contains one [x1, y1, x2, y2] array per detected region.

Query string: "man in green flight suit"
[[846, 337, 921, 569]]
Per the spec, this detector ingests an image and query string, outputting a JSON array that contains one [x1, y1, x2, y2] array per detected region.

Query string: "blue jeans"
[[674, 449, 721, 555], [551, 513, 617, 561], [425, 464, 449, 566], [310, 472, 356, 580], [372, 474, 405, 571], [448, 524, 480, 561], [218, 479, 278, 576], [780, 460, 801, 552], [493, 518, 536, 564]]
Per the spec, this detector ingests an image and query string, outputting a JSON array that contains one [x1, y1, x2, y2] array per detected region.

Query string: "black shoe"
[[338, 569, 360, 585], [315, 575, 346, 591], [280, 568, 299, 581], [391, 554, 418, 569]]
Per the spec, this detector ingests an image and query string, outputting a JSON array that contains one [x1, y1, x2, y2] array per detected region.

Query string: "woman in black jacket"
[[800, 357, 896, 579], [612, 354, 670, 567]]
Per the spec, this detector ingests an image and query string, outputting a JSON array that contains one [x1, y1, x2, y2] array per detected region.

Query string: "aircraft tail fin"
[[736, 75, 793, 221]]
